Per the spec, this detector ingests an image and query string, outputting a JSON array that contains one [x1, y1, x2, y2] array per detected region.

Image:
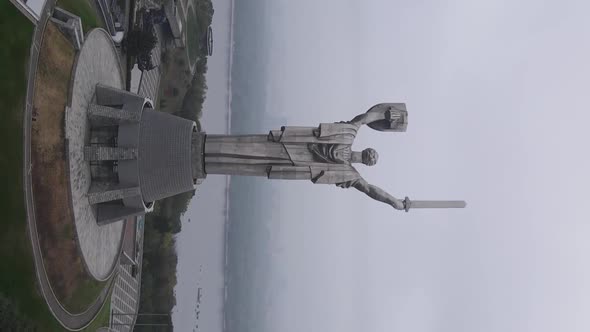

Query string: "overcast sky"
[[175, 1, 590, 331]]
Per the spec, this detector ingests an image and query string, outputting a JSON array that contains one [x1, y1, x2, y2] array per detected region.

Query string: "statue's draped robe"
[[204, 123, 362, 184]]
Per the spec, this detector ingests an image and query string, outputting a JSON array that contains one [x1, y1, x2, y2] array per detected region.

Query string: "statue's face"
[[362, 148, 378, 166]]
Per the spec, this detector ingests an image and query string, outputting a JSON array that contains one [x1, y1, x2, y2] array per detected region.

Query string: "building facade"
[[85, 85, 205, 225]]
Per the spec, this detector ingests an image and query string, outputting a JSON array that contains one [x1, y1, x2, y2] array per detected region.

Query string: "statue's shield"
[[366, 103, 408, 132]]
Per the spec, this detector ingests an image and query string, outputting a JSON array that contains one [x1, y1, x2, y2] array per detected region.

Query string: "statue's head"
[[362, 148, 378, 166]]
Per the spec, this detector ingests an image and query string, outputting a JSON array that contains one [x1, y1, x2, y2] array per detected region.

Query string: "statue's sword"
[[403, 197, 467, 212]]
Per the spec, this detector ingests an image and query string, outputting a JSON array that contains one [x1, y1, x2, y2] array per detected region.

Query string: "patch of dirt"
[[31, 23, 103, 313]]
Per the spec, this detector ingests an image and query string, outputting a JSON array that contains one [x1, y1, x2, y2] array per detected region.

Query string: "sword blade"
[[407, 200, 467, 209]]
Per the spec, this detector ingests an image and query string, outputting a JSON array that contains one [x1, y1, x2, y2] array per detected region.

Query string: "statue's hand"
[[391, 198, 406, 211], [365, 103, 407, 132]]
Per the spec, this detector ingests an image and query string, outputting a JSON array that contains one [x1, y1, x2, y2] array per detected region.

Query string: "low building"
[[50, 7, 84, 50]]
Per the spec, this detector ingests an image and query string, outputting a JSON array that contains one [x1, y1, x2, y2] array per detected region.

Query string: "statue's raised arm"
[[336, 178, 406, 210], [337, 178, 467, 212], [347, 103, 408, 132]]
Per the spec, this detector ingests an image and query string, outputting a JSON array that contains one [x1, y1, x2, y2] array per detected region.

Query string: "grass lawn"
[[57, 0, 103, 32], [65, 278, 107, 313], [81, 292, 112, 331], [32, 22, 106, 314], [0, 3, 63, 331]]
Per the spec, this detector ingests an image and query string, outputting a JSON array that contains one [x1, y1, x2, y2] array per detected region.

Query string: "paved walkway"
[[66, 28, 126, 281], [136, 26, 163, 103], [22, 1, 117, 330], [109, 216, 146, 331]]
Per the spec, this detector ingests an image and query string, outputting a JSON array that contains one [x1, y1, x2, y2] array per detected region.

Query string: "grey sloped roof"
[[138, 109, 196, 203]]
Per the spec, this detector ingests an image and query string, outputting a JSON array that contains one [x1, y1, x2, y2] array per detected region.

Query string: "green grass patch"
[[31, 22, 107, 315], [81, 292, 112, 331], [63, 279, 107, 315], [0, 3, 63, 331], [57, 0, 103, 32]]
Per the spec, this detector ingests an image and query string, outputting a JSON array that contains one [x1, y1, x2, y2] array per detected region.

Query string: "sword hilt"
[[404, 197, 411, 212]]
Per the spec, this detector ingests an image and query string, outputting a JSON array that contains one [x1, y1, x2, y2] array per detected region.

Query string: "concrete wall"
[[9, 0, 46, 23]]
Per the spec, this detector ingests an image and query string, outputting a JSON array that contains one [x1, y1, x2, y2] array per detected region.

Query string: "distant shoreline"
[[222, 1, 235, 331]]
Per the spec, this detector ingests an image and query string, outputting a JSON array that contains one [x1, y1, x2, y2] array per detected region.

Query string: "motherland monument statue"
[[203, 103, 466, 212], [81, 86, 465, 226]]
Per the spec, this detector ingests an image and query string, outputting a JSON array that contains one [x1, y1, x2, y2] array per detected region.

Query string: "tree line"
[[137, 191, 193, 330], [136, 0, 213, 330]]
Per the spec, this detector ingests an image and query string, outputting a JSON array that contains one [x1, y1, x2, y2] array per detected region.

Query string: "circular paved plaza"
[[66, 29, 125, 280]]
